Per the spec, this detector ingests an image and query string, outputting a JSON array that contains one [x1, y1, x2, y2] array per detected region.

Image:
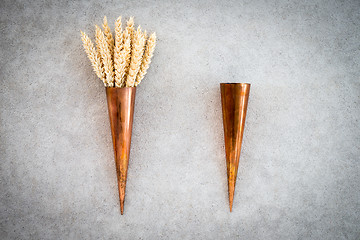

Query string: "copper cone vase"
[[106, 87, 136, 215], [220, 83, 250, 212]]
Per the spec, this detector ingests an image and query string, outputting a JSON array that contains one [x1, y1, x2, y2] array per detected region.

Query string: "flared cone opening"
[[106, 86, 137, 89], [220, 83, 251, 86], [106, 87, 136, 215], [220, 83, 250, 212]]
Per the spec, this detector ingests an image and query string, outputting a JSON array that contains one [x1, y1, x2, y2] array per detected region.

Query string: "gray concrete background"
[[1, 0, 359, 239]]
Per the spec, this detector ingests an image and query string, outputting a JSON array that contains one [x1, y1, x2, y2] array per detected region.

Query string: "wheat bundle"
[[81, 16, 156, 87]]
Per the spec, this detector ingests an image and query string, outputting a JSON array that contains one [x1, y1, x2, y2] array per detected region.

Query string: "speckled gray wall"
[[1, 0, 359, 239]]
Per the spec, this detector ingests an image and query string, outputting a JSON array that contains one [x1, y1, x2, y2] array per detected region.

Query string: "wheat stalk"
[[103, 16, 114, 58], [126, 26, 146, 87], [135, 32, 156, 86], [96, 25, 114, 87], [80, 31, 106, 85]]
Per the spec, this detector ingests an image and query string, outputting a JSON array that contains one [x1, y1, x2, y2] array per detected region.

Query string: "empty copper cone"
[[106, 87, 136, 215], [220, 83, 250, 212]]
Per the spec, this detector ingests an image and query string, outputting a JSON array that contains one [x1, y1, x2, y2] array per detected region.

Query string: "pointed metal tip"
[[119, 188, 125, 215], [119, 190, 126, 215], [229, 200, 233, 212], [228, 180, 235, 213], [120, 201, 124, 215], [120, 191, 125, 215]]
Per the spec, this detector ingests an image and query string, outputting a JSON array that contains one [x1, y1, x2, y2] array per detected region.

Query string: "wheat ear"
[[94, 25, 105, 84], [96, 25, 114, 87], [126, 26, 146, 87], [135, 32, 156, 86], [121, 17, 135, 85], [115, 31, 131, 87], [103, 16, 114, 58], [80, 31, 106, 84], [114, 16, 124, 87], [126, 17, 135, 45]]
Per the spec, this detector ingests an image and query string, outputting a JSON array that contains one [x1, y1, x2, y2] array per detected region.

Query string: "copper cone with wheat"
[[220, 83, 250, 212], [81, 16, 156, 214]]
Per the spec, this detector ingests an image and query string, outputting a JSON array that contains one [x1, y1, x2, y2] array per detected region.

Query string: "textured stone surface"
[[1, 0, 359, 239]]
